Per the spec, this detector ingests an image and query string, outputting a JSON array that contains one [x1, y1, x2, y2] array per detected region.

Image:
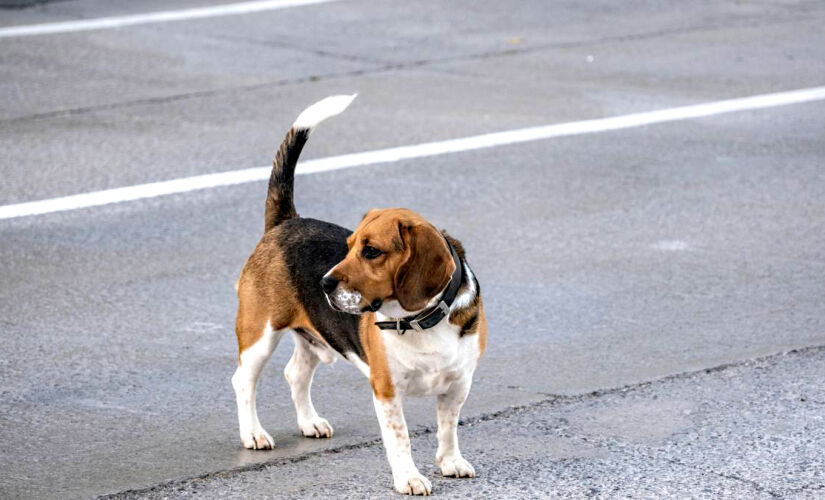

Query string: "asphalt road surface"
[[1, 0, 824, 498], [110, 347, 825, 499]]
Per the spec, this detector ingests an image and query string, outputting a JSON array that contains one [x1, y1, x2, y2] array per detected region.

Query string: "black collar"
[[375, 240, 463, 335]]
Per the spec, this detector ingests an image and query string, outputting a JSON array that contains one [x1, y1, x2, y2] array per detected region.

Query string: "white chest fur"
[[379, 319, 479, 396]]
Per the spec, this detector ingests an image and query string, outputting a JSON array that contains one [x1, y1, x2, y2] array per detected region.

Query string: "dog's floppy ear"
[[393, 222, 456, 312]]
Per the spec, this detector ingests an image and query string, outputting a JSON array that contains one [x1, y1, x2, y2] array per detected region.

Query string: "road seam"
[[3, 10, 820, 125], [98, 344, 825, 499]]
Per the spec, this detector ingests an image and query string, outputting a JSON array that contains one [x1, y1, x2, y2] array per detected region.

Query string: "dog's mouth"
[[324, 286, 365, 315], [325, 288, 384, 315], [361, 297, 383, 313]]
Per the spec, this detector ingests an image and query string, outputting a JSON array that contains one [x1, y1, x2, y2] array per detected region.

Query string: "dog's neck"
[[374, 257, 478, 335], [375, 292, 444, 322], [373, 239, 469, 333]]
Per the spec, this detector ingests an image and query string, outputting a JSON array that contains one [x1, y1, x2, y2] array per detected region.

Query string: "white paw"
[[394, 471, 432, 496], [240, 428, 274, 450], [439, 455, 475, 478], [299, 416, 334, 438]]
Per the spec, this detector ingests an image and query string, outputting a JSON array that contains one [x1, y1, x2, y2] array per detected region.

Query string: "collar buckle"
[[436, 300, 450, 317], [411, 301, 449, 332], [395, 319, 404, 335]]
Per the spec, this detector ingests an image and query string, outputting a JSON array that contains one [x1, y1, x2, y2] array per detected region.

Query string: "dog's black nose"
[[320, 275, 339, 294]]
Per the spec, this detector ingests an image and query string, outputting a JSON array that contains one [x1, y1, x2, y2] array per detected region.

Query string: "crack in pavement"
[[4, 9, 822, 125], [787, 483, 825, 494], [585, 435, 785, 498], [206, 32, 391, 66], [98, 344, 825, 499]]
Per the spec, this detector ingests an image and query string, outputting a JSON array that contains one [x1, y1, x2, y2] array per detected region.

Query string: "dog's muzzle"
[[321, 274, 364, 314]]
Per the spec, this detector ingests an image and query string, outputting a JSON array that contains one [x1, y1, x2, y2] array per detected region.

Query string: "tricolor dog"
[[231, 95, 486, 495]]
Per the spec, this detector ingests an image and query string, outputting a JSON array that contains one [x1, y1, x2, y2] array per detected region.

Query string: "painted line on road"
[[2, 85, 824, 221], [0, 0, 338, 38]]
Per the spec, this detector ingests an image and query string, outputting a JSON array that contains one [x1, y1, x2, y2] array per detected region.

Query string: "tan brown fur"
[[448, 297, 481, 334], [235, 227, 327, 362], [448, 291, 486, 361], [359, 313, 395, 400], [477, 299, 487, 358]]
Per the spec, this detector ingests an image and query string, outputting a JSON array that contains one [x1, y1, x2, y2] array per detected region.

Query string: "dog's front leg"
[[435, 380, 475, 478], [372, 394, 432, 495]]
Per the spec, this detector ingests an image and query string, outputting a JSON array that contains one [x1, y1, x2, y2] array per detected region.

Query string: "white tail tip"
[[293, 94, 357, 130]]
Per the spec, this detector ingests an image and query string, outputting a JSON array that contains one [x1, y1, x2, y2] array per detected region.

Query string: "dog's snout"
[[320, 275, 339, 294]]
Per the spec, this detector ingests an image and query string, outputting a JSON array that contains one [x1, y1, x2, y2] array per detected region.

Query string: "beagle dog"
[[231, 95, 486, 495]]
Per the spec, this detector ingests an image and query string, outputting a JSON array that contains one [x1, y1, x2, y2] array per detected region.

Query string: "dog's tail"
[[264, 94, 357, 232]]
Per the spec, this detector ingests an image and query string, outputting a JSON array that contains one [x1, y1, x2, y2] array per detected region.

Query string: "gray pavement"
[[1, 0, 824, 498], [108, 347, 825, 499]]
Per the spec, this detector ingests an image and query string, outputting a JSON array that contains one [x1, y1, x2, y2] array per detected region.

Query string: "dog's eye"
[[362, 245, 383, 260]]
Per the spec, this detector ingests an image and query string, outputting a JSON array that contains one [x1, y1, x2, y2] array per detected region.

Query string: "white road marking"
[[652, 240, 690, 251], [1, 85, 824, 221], [0, 0, 338, 39]]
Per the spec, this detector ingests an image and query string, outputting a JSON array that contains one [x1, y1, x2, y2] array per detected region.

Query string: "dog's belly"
[[381, 324, 480, 397]]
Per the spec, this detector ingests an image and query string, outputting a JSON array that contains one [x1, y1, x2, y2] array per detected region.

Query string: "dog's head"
[[321, 208, 456, 316]]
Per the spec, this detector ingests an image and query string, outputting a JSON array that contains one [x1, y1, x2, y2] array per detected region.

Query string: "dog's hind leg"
[[232, 321, 284, 449], [435, 378, 475, 478], [284, 332, 334, 438]]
